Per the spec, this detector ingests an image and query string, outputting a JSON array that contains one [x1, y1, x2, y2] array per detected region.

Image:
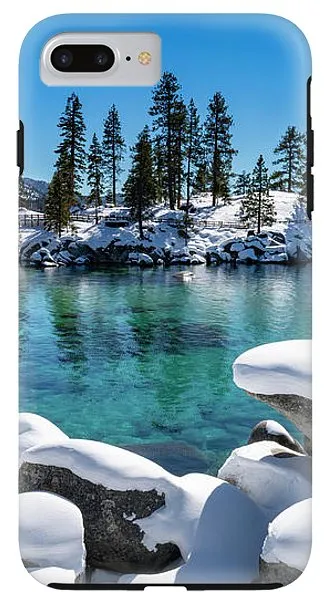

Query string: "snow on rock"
[[261, 498, 311, 572], [20, 230, 61, 263], [19, 413, 68, 466], [19, 491, 85, 577], [218, 441, 311, 520], [238, 248, 258, 262], [248, 420, 305, 454], [28, 566, 78, 585], [19, 439, 182, 572], [120, 481, 267, 584], [233, 340, 312, 400], [127, 252, 154, 267]]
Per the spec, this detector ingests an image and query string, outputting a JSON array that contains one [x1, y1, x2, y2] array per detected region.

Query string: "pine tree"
[[44, 152, 71, 237], [173, 100, 187, 208], [233, 170, 251, 196], [204, 92, 236, 207], [185, 98, 203, 206], [55, 93, 86, 207], [272, 126, 306, 192], [149, 71, 184, 210], [241, 155, 276, 233], [124, 127, 156, 239], [153, 135, 165, 204], [87, 133, 104, 224], [102, 104, 125, 206]]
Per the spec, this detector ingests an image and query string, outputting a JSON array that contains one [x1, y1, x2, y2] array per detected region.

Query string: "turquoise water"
[[19, 264, 311, 475]]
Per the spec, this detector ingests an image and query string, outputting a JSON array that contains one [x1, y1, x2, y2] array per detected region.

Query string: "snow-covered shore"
[[19, 193, 312, 268], [19, 334, 312, 587]]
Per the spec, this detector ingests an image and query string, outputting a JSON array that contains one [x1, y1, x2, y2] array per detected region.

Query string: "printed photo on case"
[[18, 14, 312, 588]]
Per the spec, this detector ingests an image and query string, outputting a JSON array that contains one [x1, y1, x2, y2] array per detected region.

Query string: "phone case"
[[18, 14, 312, 589]]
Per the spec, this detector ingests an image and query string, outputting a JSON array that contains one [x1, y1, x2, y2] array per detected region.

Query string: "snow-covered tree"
[[124, 127, 156, 239], [102, 104, 125, 206]]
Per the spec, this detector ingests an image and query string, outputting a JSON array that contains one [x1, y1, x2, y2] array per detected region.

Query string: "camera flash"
[[138, 51, 152, 65]]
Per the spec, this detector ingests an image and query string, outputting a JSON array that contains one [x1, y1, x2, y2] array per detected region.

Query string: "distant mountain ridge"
[[23, 177, 49, 197]]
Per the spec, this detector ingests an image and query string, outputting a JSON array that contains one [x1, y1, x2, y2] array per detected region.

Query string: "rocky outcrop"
[[247, 420, 305, 454], [206, 231, 288, 266], [19, 461, 180, 573]]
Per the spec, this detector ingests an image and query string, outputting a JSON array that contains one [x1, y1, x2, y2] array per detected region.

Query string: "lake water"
[[19, 263, 311, 475]]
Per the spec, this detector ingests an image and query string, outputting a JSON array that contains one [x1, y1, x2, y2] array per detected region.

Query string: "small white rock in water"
[[173, 271, 195, 281], [261, 498, 312, 572], [218, 441, 311, 520], [19, 412, 68, 466], [19, 491, 86, 580]]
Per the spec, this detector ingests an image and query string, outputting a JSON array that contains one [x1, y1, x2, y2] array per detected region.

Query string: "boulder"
[[128, 252, 154, 267], [233, 340, 312, 446], [248, 420, 305, 454], [238, 248, 258, 263], [19, 491, 86, 581], [19, 440, 181, 573], [218, 441, 311, 520], [259, 498, 311, 584], [19, 413, 69, 466]]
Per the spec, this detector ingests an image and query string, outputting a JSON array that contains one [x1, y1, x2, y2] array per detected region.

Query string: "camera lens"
[[94, 52, 109, 67], [51, 47, 73, 70]]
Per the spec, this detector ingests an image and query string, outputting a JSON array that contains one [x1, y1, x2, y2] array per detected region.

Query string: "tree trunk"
[[112, 115, 116, 207], [212, 111, 219, 208], [288, 146, 293, 193]]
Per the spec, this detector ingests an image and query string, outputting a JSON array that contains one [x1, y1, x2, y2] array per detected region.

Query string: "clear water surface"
[[19, 264, 311, 475]]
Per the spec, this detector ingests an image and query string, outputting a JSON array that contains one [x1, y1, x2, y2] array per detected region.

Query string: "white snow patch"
[[218, 441, 311, 520], [233, 340, 312, 399], [261, 498, 311, 571], [120, 481, 266, 584], [19, 491, 85, 576], [28, 566, 77, 585], [19, 413, 68, 466]]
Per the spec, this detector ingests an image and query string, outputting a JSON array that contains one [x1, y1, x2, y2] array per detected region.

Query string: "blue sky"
[[20, 14, 311, 192]]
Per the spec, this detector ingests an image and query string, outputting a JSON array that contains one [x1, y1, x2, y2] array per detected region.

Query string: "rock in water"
[[259, 498, 311, 585], [233, 340, 312, 448], [19, 440, 181, 573], [218, 441, 311, 520], [173, 271, 195, 281], [248, 420, 305, 454]]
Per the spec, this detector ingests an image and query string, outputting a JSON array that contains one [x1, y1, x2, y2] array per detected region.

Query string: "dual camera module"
[[51, 45, 116, 72]]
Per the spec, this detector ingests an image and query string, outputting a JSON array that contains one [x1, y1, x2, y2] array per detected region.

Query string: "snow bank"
[[218, 441, 311, 520], [120, 482, 266, 584], [19, 413, 68, 466], [233, 340, 312, 399], [261, 498, 311, 572], [21, 438, 178, 493], [19, 491, 85, 577]]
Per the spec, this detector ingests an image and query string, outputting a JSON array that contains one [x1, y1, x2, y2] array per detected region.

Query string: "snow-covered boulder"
[[19, 439, 182, 573], [120, 481, 266, 584], [19, 413, 69, 466], [259, 498, 311, 585], [238, 248, 257, 263], [20, 230, 61, 263], [127, 252, 154, 267], [74, 256, 90, 265], [57, 250, 73, 265], [248, 420, 305, 454], [19, 491, 85, 582], [218, 441, 311, 520], [233, 340, 312, 442], [229, 241, 245, 253], [285, 202, 312, 263]]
